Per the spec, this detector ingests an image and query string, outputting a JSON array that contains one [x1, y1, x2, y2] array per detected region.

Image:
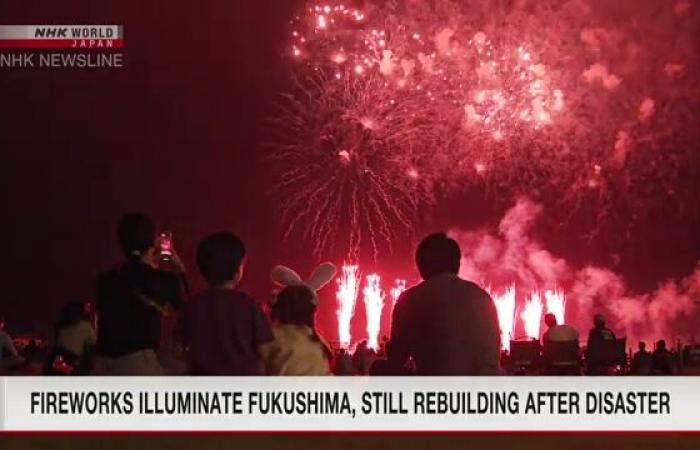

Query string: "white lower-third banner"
[[0, 376, 697, 431]]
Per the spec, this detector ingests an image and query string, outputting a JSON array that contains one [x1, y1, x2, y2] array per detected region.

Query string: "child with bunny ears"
[[263, 263, 336, 375]]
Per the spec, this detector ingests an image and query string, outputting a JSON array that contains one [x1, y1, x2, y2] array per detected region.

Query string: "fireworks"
[[545, 289, 566, 325], [521, 292, 544, 340], [387, 278, 407, 336], [271, 70, 434, 259], [389, 279, 407, 306], [362, 273, 385, 351], [491, 286, 516, 352], [335, 264, 359, 349], [272, 0, 700, 259]]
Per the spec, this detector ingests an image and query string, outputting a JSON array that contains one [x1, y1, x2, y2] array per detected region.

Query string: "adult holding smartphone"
[[93, 213, 186, 375]]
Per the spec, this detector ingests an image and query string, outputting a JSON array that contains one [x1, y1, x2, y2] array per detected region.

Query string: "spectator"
[[45, 301, 96, 374], [630, 341, 652, 375], [387, 233, 500, 375], [0, 318, 22, 370], [264, 285, 332, 375], [587, 314, 616, 343], [585, 314, 618, 375], [180, 232, 273, 375], [652, 339, 675, 375], [94, 213, 186, 375], [542, 313, 579, 343]]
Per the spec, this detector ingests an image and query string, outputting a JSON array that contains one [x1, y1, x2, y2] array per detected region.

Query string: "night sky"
[[0, 0, 699, 340]]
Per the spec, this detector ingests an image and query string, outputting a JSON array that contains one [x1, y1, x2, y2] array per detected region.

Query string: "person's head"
[[197, 232, 246, 287], [117, 213, 156, 259], [657, 339, 667, 350], [415, 232, 461, 280], [544, 313, 557, 329], [593, 313, 606, 328], [270, 285, 317, 328], [639, 341, 647, 352]]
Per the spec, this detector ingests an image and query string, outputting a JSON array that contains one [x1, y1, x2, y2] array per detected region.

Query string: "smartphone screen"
[[159, 232, 173, 259]]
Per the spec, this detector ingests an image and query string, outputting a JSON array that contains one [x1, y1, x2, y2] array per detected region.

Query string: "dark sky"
[[0, 0, 699, 340], [0, 1, 298, 334]]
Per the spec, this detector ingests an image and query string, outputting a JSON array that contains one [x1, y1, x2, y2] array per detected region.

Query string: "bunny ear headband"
[[270, 262, 337, 305]]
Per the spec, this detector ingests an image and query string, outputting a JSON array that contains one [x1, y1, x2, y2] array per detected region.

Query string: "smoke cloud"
[[450, 198, 700, 346]]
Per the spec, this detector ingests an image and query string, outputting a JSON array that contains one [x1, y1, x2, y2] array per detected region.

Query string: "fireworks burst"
[[335, 263, 359, 348], [272, 0, 700, 258], [521, 292, 544, 339], [544, 289, 566, 325], [389, 278, 407, 306], [491, 285, 516, 351], [362, 273, 385, 351], [271, 70, 434, 259]]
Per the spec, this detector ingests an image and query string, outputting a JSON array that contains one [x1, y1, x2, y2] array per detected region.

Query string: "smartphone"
[[158, 231, 173, 260]]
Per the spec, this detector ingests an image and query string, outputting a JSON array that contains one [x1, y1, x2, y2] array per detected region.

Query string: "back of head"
[[117, 213, 155, 258], [639, 341, 647, 351], [593, 313, 606, 328], [544, 313, 557, 328], [197, 232, 246, 286], [657, 339, 667, 350], [415, 232, 461, 280], [271, 285, 317, 328]]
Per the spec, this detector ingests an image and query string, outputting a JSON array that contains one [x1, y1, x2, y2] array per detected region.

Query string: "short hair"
[[271, 285, 317, 327], [117, 213, 155, 257], [593, 313, 606, 327], [639, 341, 647, 350], [544, 313, 557, 328], [657, 339, 667, 350], [196, 232, 246, 286], [415, 232, 461, 279]]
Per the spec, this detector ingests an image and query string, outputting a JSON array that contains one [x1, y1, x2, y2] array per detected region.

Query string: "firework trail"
[[362, 273, 385, 351], [335, 264, 359, 348], [545, 289, 566, 325], [387, 278, 407, 335], [389, 279, 407, 306], [521, 292, 544, 339], [272, 0, 700, 258], [491, 285, 516, 352]]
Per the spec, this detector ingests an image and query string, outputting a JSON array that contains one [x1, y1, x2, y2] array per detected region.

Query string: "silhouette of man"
[[652, 339, 674, 375], [586, 314, 618, 375], [631, 341, 652, 375], [587, 313, 616, 343], [387, 233, 500, 374], [542, 313, 579, 343]]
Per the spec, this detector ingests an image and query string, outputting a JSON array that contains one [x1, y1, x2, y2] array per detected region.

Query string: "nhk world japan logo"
[[0, 25, 123, 48]]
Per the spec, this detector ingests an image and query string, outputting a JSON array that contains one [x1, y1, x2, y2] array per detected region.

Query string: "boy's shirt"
[[180, 288, 273, 375]]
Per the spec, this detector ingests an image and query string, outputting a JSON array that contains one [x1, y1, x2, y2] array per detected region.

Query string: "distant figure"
[[542, 313, 579, 343], [630, 341, 652, 375], [652, 339, 674, 375], [180, 232, 273, 375], [587, 313, 616, 343], [45, 301, 96, 374], [264, 285, 332, 375], [94, 213, 186, 375], [0, 318, 21, 370], [387, 233, 500, 375], [585, 314, 619, 375]]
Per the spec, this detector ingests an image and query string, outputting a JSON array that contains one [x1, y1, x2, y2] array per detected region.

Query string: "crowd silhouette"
[[0, 213, 697, 376]]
